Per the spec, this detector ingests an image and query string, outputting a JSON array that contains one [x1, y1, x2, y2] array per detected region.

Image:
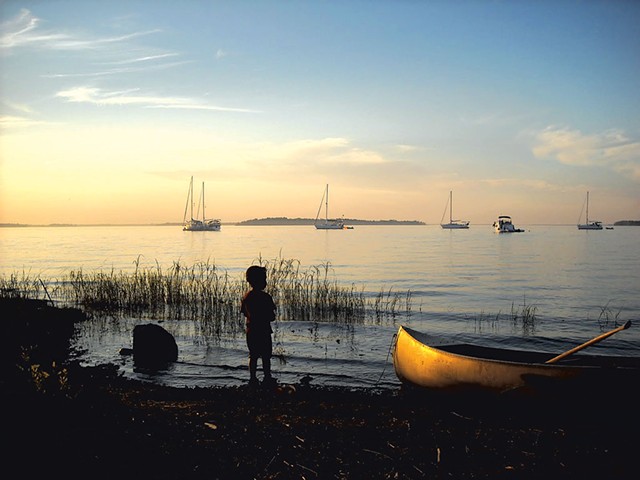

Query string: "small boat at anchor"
[[493, 215, 524, 233], [182, 176, 221, 231], [314, 184, 348, 230], [577, 191, 603, 230], [440, 191, 469, 229], [392, 325, 639, 395]]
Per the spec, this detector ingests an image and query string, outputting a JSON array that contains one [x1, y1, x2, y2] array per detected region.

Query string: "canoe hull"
[[392, 326, 639, 394]]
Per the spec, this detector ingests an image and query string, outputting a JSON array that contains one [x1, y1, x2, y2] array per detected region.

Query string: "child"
[[240, 265, 276, 385]]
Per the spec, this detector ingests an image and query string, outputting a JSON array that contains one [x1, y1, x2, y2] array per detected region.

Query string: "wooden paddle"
[[546, 320, 632, 364]]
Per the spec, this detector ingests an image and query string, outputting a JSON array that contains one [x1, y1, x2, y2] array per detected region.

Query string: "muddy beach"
[[3, 298, 637, 479]]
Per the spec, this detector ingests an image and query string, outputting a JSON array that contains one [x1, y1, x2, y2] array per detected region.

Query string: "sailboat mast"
[[586, 191, 589, 223], [183, 176, 192, 223], [325, 184, 329, 221], [202, 182, 205, 221], [450, 191, 453, 223], [190, 176, 194, 220]]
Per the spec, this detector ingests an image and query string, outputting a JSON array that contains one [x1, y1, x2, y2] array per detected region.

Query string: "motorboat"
[[493, 215, 524, 233]]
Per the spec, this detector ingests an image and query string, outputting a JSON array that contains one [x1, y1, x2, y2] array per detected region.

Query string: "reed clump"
[[469, 297, 538, 334], [0, 271, 46, 300], [62, 260, 246, 337], [510, 299, 537, 335], [597, 301, 623, 330], [0, 257, 412, 330], [263, 258, 368, 323]]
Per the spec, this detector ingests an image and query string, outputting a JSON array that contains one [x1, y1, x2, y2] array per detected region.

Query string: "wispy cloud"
[[0, 115, 50, 128], [480, 177, 563, 191], [55, 86, 259, 112], [42, 60, 191, 78], [323, 147, 387, 165], [2, 9, 184, 85], [0, 9, 160, 51], [396, 144, 420, 153], [277, 138, 388, 165], [2, 101, 34, 114], [151, 104, 260, 113], [533, 126, 640, 181], [2, 9, 255, 116], [459, 111, 530, 127], [102, 53, 180, 65], [1, 8, 48, 49]]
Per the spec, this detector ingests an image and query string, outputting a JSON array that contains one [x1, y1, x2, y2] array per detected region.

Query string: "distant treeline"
[[235, 217, 425, 226], [613, 220, 640, 226]]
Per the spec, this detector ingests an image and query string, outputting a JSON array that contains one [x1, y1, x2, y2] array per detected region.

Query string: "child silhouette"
[[240, 265, 276, 385]]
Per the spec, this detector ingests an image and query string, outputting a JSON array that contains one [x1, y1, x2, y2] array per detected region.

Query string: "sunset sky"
[[1, 1, 639, 225]]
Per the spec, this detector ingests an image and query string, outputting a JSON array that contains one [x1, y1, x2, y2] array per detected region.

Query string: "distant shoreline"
[[0, 217, 427, 227], [1, 218, 639, 228], [235, 217, 425, 226]]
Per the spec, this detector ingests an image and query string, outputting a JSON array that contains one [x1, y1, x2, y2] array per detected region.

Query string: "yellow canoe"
[[392, 325, 640, 394]]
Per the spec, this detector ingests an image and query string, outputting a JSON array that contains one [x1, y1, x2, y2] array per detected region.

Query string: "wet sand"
[[3, 298, 637, 479]]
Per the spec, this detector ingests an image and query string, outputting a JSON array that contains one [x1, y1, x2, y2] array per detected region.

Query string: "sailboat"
[[440, 191, 469, 229], [577, 191, 602, 230], [314, 184, 346, 230], [182, 176, 221, 231]]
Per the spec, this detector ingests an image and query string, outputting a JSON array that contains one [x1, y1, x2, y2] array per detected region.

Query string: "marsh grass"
[[0, 257, 413, 334], [597, 301, 623, 330], [510, 297, 538, 334], [470, 296, 538, 334], [253, 256, 412, 324], [0, 271, 46, 300]]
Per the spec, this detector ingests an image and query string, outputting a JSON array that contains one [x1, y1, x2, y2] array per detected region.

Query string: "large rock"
[[132, 323, 178, 368]]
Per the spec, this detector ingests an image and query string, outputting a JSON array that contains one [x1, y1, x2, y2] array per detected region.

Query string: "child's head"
[[246, 265, 267, 290]]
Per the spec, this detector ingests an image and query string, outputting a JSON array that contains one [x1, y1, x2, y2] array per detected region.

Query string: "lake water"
[[1, 224, 639, 390]]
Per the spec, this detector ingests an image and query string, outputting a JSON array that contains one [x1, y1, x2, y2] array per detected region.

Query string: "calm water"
[[2, 224, 639, 389]]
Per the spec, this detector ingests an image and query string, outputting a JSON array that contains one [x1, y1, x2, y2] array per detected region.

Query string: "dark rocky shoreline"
[[3, 297, 637, 479]]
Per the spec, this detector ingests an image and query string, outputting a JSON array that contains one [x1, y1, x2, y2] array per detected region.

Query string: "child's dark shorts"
[[247, 333, 272, 359]]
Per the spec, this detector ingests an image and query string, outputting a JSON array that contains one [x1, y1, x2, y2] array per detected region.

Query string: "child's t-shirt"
[[241, 289, 276, 335]]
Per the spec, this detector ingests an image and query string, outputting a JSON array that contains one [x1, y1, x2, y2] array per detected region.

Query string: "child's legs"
[[247, 334, 259, 379], [263, 334, 273, 378], [248, 356, 258, 379], [262, 354, 271, 378], [248, 332, 272, 379]]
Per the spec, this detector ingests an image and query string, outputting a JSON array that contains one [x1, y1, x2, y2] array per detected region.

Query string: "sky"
[[1, 0, 639, 225]]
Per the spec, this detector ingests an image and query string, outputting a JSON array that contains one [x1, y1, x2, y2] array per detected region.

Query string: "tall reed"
[[0, 271, 46, 299], [469, 297, 538, 334], [1, 257, 413, 330]]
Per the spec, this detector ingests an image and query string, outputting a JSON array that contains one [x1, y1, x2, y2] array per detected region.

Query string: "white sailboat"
[[314, 184, 346, 230], [577, 191, 602, 230], [183, 176, 221, 231], [440, 191, 469, 229]]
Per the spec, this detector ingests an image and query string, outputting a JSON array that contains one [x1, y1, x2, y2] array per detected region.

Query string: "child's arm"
[[270, 296, 276, 322]]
